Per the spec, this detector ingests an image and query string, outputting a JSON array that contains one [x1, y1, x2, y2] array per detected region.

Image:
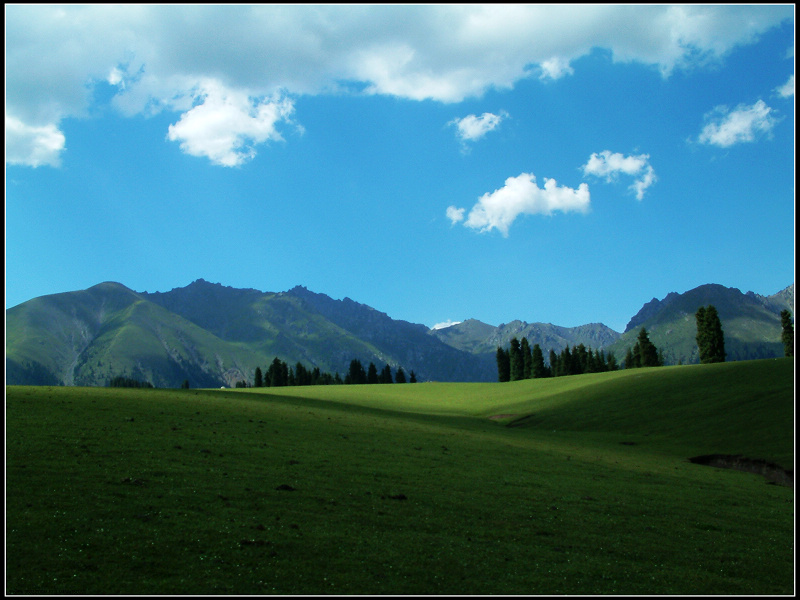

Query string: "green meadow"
[[6, 359, 794, 595]]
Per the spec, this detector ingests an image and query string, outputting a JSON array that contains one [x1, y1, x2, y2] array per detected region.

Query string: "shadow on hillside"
[[689, 454, 793, 487]]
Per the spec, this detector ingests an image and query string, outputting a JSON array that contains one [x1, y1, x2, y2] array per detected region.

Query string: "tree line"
[[496, 337, 620, 382], [107, 375, 154, 388], [241, 357, 417, 388], [495, 327, 670, 382]]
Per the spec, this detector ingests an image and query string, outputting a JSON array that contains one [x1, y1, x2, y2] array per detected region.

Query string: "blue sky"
[[5, 5, 795, 332]]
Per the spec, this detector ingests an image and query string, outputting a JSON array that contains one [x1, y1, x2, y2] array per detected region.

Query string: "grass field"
[[5, 358, 794, 594]]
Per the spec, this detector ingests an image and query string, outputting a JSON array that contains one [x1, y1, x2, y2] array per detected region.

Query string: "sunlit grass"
[[6, 359, 794, 594]]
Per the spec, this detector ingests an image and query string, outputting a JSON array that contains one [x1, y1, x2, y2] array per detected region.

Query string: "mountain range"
[[6, 279, 793, 387]]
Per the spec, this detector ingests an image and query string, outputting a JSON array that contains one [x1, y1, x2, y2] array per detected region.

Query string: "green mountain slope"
[[607, 283, 792, 364], [6, 282, 262, 387], [7, 279, 495, 386]]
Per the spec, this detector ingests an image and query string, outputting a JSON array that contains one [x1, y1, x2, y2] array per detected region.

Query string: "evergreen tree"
[[509, 338, 524, 381], [559, 345, 573, 376], [591, 349, 604, 373], [631, 341, 642, 368], [409, 370, 417, 383], [268, 357, 286, 387], [281, 361, 289, 386], [624, 347, 635, 370], [780, 309, 794, 357], [548, 349, 559, 378], [637, 328, 660, 367], [181, 379, 190, 389], [379, 364, 393, 384], [696, 305, 725, 363], [606, 351, 618, 371], [347, 359, 367, 384], [367, 362, 379, 384], [695, 306, 709, 363], [531, 343, 546, 378], [295, 362, 311, 386], [254, 366, 263, 388], [395, 367, 407, 383], [574, 344, 589, 374], [520, 337, 532, 379], [496, 347, 510, 382]]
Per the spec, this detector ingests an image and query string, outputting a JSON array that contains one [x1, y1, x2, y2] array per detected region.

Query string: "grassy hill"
[[6, 358, 794, 594], [6, 282, 262, 387], [607, 283, 791, 365]]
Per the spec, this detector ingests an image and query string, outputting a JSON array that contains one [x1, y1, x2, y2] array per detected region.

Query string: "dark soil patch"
[[689, 454, 793, 487]]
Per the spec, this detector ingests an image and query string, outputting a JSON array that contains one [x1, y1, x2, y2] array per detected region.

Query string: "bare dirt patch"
[[689, 454, 793, 487]]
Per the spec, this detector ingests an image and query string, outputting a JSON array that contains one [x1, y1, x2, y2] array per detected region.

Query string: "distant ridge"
[[5, 280, 793, 387]]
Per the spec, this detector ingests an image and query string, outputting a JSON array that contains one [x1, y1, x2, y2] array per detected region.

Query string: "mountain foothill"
[[6, 278, 793, 388]]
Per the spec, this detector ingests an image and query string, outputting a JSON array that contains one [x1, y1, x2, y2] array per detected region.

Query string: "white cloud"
[[107, 67, 125, 87], [5, 115, 66, 167], [775, 74, 794, 98], [5, 5, 793, 166], [450, 173, 590, 237], [446, 205, 466, 225], [165, 80, 295, 167], [582, 151, 657, 200], [449, 111, 507, 146], [697, 100, 778, 147], [539, 56, 575, 80]]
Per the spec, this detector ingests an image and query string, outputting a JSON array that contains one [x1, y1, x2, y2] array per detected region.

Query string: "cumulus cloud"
[[165, 80, 295, 167], [5, 116, 66, 167], [449, 173, 590, 237], [582, 151, 657, 200], [697, 100, 779, 147], [775, 74, 794, 98], [4, 5, 793, 166], [449, 111, 507, 148]]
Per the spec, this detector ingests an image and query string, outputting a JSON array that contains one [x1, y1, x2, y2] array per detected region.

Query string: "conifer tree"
[[395, 367, 407, 383], [560, 345, 573, 376], [624, 346, 635, 370], [780, 309, 794, 357], [695, 306, 709, 363], [637, 328, 660, 367], [254, 366, 263, 388], [409, 370, 417, 383], [496, 347, 510, 382], [696, 305, 725, 363], [509, 338, 524, 381], [367, 362, 379, 384], [520, 337, 532, 379], [548, 350, 559, 378], [347, 359, 367, 384], [531, 343, 546, 378]]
